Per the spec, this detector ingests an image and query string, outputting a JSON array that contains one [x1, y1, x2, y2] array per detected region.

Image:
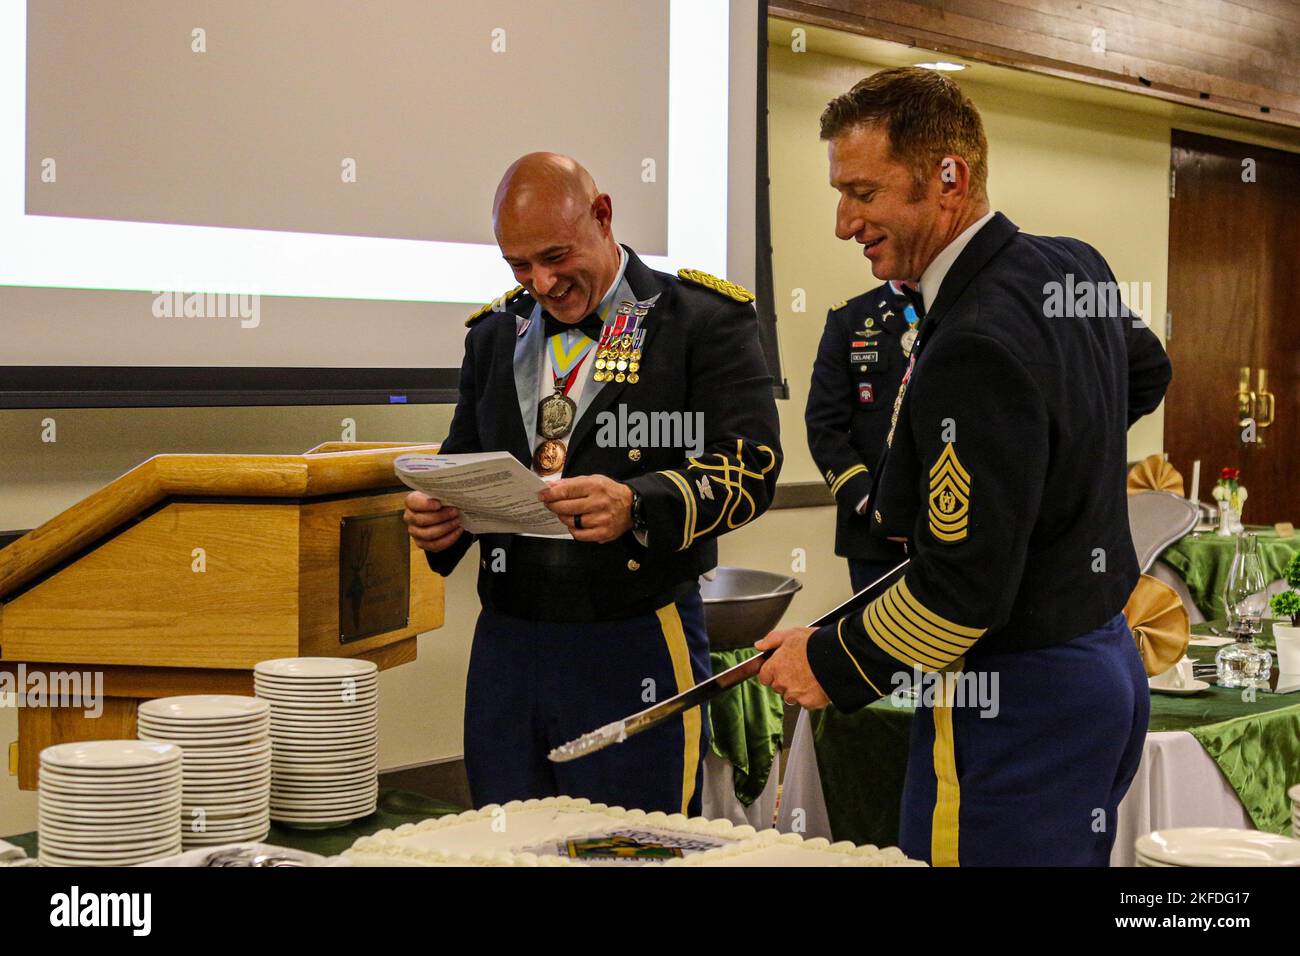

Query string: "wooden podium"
[[0, 442, 444, 790]]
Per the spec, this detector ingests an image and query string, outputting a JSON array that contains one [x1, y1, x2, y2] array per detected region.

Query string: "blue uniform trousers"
[[899, 612, 1149, 866], [463, 588, 712, 816]]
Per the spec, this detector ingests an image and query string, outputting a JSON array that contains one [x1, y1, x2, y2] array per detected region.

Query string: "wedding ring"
[[575, 513, 583, 530]]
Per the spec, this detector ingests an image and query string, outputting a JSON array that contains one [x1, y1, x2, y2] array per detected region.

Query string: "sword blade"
[[547, 559, 909, 763]]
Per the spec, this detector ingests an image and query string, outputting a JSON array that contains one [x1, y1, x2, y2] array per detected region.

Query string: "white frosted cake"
[[344, 796, 924, 867]]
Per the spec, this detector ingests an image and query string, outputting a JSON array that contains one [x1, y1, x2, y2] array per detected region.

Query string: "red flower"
[[1219, 467, 1240, 481]]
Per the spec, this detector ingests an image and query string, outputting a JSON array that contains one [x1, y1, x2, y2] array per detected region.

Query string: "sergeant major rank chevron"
[[928, 442, 970, 543]]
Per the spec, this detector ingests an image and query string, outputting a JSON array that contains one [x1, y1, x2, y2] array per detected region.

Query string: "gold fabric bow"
[[1126, 454, 1184, 497], [1123, 574, 1190, 677]]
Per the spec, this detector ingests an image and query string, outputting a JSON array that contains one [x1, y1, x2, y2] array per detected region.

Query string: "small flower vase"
[[1216, 505, 1236, 537]]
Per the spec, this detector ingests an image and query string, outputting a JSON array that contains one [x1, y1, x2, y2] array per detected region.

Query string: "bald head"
[[493, 152, 598, 228], [493, 152, 622, 323]]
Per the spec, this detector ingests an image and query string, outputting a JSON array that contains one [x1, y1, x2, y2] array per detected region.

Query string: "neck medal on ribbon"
[[900, 298, 921, 357], [533, 329, 595, 476]]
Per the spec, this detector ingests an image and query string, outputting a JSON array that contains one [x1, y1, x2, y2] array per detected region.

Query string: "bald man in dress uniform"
[[404, 153, 782, 816]]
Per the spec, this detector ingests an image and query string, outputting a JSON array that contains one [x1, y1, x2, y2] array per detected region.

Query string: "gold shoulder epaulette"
[[830, 299, 848, 311], [677, 268, 755, 304], [465, 285, 526, 327]]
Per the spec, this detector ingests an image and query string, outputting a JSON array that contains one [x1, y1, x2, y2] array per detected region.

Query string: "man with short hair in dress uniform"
[[806, 280, 918, 591], [404, 152, 782, 816], [758, 69, 1171, 865]]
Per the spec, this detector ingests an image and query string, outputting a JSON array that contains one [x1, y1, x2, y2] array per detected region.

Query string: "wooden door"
[[1165, 130, 1300, 524]]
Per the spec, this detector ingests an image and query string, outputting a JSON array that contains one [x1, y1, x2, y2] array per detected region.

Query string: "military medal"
[[533, 325, 595, 474], [901, 300, 921, 357], [532, 439, 566, 476], [538, 392, 575, 439]]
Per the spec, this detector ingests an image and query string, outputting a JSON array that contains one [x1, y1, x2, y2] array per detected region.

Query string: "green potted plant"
[[1270, 554, 1300, 674]]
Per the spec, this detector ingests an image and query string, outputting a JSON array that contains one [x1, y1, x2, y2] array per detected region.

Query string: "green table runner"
[[1159, 526, 1300, 620], [4, 789, 462, 861], [812, 621, 1300, 847], [707, 648, 785, 807]]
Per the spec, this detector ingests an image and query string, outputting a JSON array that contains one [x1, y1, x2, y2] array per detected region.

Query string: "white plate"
[[39, 776, 174, 796], [269, 764, 377, 780], [1137, 828, 1300, 867], [39, 843, 183, 867], [38, 803, 182, 824], [271, 726, 378, 740], [137, 725, 269, 740], [1148, 679, 1211, 696], [254, 687, 378, 702], [271, 750, 376, 764], [181, 757, 271, 774], [271, 807, 375, 824], [39, 816, 180, 838], [266, 707, 379, 723], [182, 828, 272, 847], [39, 832, 181, 855], [255, 658, 378, 679], [138, 726, 269, 742], [174, 740, 272, 757], [253, 697, 377, 712], [183, 817, 272, 836], [139, 695, 268, 721], [261, 699, 378, 715], [38, 825, 181, 847], [39, 841, 183, 864], [255, 671, 378, 686], [40, 740, 182, 771], [39, 791, 181, 810], [139, 710, 269, 726]]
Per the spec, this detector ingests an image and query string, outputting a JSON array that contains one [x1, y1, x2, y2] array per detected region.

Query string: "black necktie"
[[542, 310, 604, 340]]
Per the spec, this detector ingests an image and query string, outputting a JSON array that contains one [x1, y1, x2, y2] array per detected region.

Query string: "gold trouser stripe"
[[930, 663, 963, 867], [655, 602, 701, 815], [830, 464, 867, 496]]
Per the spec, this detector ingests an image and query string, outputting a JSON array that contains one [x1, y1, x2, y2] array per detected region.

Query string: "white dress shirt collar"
[[918, 209, 995, 314]]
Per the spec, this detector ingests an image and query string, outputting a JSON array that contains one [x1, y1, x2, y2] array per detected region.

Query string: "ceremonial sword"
[[548, 558, 910, 763]]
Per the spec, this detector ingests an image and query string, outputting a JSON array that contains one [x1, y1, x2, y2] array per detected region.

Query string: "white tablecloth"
[[776, 710, 1253, 866], [701, 751, 780, 829]]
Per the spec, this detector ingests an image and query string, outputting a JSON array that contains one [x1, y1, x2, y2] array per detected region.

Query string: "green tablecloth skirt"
[[706, 648, 785, 806], [812, 621, 1300, 847], [1159, 526, 1300, 620]]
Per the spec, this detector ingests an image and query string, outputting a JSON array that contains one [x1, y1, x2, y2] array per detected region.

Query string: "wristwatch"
[[630, 487, 648, 533]]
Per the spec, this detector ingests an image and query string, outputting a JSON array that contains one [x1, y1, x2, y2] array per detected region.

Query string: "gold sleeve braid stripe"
[[658, 441, 777, 552], [683, 442, 777, 544], [861, 578, 985, 671], [829, 464, 867, 496], [658, 469, 698, 552], [834, 617, 884, 698], [928, 442, 971, 542]]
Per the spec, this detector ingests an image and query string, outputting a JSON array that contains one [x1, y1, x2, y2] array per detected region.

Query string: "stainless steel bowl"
[[699, 567, 803, 651]]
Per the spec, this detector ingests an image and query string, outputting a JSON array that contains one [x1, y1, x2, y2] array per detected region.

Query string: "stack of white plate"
[[1136, 827, 1300, 867], [38, 741, 182, 867], [255, 658, 379, 827], [1290, 784, 1300, 839], [137, 695, 271, 848]]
